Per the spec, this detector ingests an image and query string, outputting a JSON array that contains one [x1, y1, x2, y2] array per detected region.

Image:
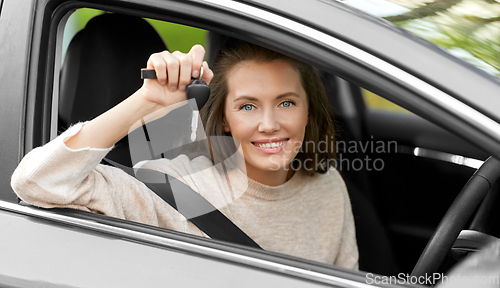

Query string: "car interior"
[[55, 9, 500, 279]]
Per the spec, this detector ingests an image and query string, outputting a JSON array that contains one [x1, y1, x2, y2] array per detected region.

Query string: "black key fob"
[[186, 79, 210, 110], [141, 69, 210, 110]]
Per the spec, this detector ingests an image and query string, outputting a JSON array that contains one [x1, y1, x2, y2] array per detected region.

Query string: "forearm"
[[65, 45, 212, 150], [11, 123, 112, 206], [65, 90, 158, 149]]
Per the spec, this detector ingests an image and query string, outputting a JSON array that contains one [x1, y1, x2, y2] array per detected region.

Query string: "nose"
[[258, 109, 280, 133]]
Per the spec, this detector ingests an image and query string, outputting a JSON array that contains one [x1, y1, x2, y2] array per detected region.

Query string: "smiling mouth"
[[252, 139, 289, 149]]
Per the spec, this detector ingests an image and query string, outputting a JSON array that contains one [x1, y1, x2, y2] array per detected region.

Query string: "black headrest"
[[59, 13, 167, 129], [59, 13, 167, 166]]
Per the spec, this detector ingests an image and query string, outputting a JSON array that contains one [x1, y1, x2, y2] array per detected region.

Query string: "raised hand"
[[139, 44, 213, 109], [65, 45, 213, 150]]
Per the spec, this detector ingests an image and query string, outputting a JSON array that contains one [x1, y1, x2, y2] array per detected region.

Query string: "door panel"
[[0, 207, 336, 288]]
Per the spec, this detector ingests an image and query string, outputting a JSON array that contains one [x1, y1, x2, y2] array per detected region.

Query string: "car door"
[[1, 0, 500, 287]]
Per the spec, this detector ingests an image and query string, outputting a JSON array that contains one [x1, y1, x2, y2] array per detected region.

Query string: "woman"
[[11, 39, 358, 269]]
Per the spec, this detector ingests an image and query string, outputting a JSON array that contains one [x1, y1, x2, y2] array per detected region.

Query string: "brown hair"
[[201, 39, 336, 176]]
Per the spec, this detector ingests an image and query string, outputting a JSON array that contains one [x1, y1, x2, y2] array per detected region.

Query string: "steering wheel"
[[411, 156, 500, 277]]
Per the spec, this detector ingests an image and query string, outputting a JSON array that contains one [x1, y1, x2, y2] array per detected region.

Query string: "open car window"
[[51, 5, 365, 275]]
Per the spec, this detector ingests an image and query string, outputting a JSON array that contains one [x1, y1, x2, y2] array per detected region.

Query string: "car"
[[1, 0, 500, 287]]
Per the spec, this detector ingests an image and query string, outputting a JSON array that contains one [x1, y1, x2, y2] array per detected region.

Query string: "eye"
[[239, 104, 255, 111], [280, 100, 295, 108]]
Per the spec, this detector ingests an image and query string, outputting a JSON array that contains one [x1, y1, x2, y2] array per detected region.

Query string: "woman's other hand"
[[139, 44, 214, 109]]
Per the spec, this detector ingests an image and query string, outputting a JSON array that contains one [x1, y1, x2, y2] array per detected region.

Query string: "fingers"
[[201, 61, 214, 85], [189, 44, 205, 79], [145, 45, 211, 91], [173, 51, 192, 92], [146, 51, 173, 87]]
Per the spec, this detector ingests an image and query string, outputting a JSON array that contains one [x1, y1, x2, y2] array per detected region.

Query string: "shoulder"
[[307, 167, 347, 192], [302, 167, 350, 206]]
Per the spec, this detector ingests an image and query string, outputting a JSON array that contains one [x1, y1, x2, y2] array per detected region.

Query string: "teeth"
[[256, 141, 284, 148]]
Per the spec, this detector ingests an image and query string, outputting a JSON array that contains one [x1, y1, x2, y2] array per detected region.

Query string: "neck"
[[245, 165, 294, 186]]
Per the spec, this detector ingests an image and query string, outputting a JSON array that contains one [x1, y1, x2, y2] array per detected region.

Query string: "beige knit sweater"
[[11, 123, 358, 269]]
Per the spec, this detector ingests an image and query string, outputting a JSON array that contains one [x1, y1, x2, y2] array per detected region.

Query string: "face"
[[223, 59, 309, 183]]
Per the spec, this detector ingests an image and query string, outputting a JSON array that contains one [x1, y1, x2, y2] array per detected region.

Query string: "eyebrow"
[[233, 92, 301, 102]]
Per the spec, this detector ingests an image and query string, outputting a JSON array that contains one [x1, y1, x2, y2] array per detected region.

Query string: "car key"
[[141, 67, 210, 141], [186, 68, 210, 141]]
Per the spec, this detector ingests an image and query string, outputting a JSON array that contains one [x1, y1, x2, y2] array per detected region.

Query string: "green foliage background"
[[368, 0, 500, 113], [385, 0, 500, 78], [62, 8, 207, 59]]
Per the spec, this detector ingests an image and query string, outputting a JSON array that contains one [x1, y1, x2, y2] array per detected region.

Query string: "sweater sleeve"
[[10, 123, 173, 226]]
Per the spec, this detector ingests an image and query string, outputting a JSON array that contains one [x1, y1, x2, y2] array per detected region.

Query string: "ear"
[[223, 116, 230, 132]]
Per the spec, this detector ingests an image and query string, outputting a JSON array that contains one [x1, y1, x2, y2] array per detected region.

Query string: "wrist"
[[128, 89, 188, 132], [131, 88, 163, 117]]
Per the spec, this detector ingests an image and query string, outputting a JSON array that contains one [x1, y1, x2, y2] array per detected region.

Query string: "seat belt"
[[111, 68, 261, 248], [103, 157, 261, 249]]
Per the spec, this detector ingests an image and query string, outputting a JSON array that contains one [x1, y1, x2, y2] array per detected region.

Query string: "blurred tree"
[[385, 0, 464, 22], [383, 0, 500, 77]]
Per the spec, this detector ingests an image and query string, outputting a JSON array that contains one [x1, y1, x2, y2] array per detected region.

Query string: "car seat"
[[59, 13, 167, 167], [323, 73, 399, 275]]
